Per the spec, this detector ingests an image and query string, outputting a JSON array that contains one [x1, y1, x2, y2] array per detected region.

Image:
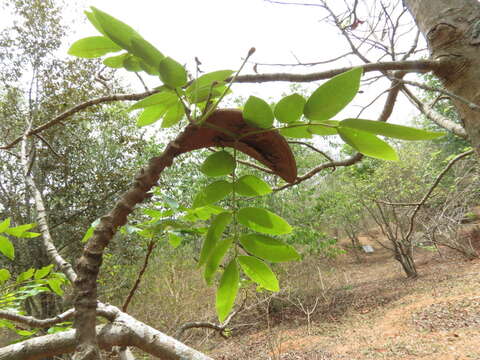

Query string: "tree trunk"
[[394, 242, 418, 278], [404, 0, 480, 155]]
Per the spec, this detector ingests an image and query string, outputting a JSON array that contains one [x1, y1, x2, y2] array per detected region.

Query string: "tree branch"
[[0, 309, 74, 328], [288, 141, 334, 162], [122, 240, 156, 312], [20, 120, 77, 283], [401, 86, 467, 138], [0, 304, 212, 360], [394, 78, 480, 112], [1, 60, 442, 151], [405, 149, 474, 242]]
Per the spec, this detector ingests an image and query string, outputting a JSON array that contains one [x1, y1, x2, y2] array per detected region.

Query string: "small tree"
[[2, 1, 479, 359]]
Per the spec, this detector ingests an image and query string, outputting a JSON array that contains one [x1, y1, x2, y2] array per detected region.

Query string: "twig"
[[253, 52, 353, 67], [176, 293, 247, 339], [405, 149, 474, 241], [274, 153, 364, 191], [134, 72, 149, 92], [287, 141, 334, 162], [395, 78, 480, 111], [122, 240, 156, 312], [34, 134, 62, 158], [264, 0, 323, 7]]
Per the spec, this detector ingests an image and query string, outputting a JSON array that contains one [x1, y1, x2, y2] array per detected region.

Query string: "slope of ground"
[[208, 235, 480, 360]]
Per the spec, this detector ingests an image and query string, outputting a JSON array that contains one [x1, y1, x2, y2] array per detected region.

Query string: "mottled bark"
[[404, 0, 480, 154], [73, 110, 297, 359]]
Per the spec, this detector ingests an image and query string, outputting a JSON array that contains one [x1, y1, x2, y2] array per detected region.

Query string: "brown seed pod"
[[176, 109, 297, 183]]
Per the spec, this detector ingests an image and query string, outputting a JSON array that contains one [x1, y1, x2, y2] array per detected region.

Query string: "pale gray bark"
[[404, 0, 480, 154], [0, 304, 212, 360]]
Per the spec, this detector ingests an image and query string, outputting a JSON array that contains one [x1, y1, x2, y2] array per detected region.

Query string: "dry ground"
[[205, 234, 480, 360]]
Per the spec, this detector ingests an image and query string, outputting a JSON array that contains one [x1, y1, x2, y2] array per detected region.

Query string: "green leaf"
[[186, 86, 225, 104], [308, 121, 339, 135], [34, 265, 54, 280], [338, 127, 398, 160], [103, 52, 129, 68], [0, 218, 10, 233], [240, 234, 300, 262], [136, 106, 169, 127], [304, 67, 363, 120], [68, 36, 121, 58], [16, 329, 38, 337], [0, 235, 14, 260], [199, 212, 233, 267], [5, 223, 35, 237], [47, 278, 64, 296], [158, 57, 188, 88], [238, 207, 292, 235], [84, 10, 107, 36], [90, 7, 141, 51], [187, 70, 233, 103], [0, 269, 10, 284], [19, 231, 40, 239], [123, 55, 143, 72], [235, 175, 272, 196], [279, 123, 312, 138], [200, 150, 236, 177], [139, 58, 160, 75], [161, 101, 185, 128], [168, 232, 182, 248], [130, 36, 164, 68], [184, 205, 224, 221], [340, 118, 445, 140], [193, 180, 233, 208], [238, 256, 279, 292], [129, 90, 178, 111], [243, 96, 274, 129], [81, 219, 100, 243], [204, 238, 233, 284], [191, 70, 234, 88], [216, 259, 239, 322], [274, 94, 306, 123], [17, 268, 35, 283]]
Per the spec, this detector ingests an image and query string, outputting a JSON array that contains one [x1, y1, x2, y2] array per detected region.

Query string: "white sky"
[[71, 0, 420, 124], [1, 0, 422, 125]]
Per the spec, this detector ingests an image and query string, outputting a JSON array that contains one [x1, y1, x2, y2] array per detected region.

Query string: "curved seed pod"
[[176, 109, 297, 183]]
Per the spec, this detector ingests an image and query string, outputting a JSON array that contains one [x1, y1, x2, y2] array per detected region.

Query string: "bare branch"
[[405, 149, 475, 242], [122, 240, 156, 312], [288, 140, 334, 162], [264, 0, 323, 7], [1, 60, 441, 151], [1, 91, 157, 150], [394, 78, 480, 112], [0, 309, 74, 328], [253, 52, 354, 68], [234, 60, 440, 84], [401, 86, 467, 138], [177, 293, 247, 339], [20, 121, 77, 283]]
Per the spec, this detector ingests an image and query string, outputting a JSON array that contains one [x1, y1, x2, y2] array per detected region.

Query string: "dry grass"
[[1, 231, 479, 360]]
